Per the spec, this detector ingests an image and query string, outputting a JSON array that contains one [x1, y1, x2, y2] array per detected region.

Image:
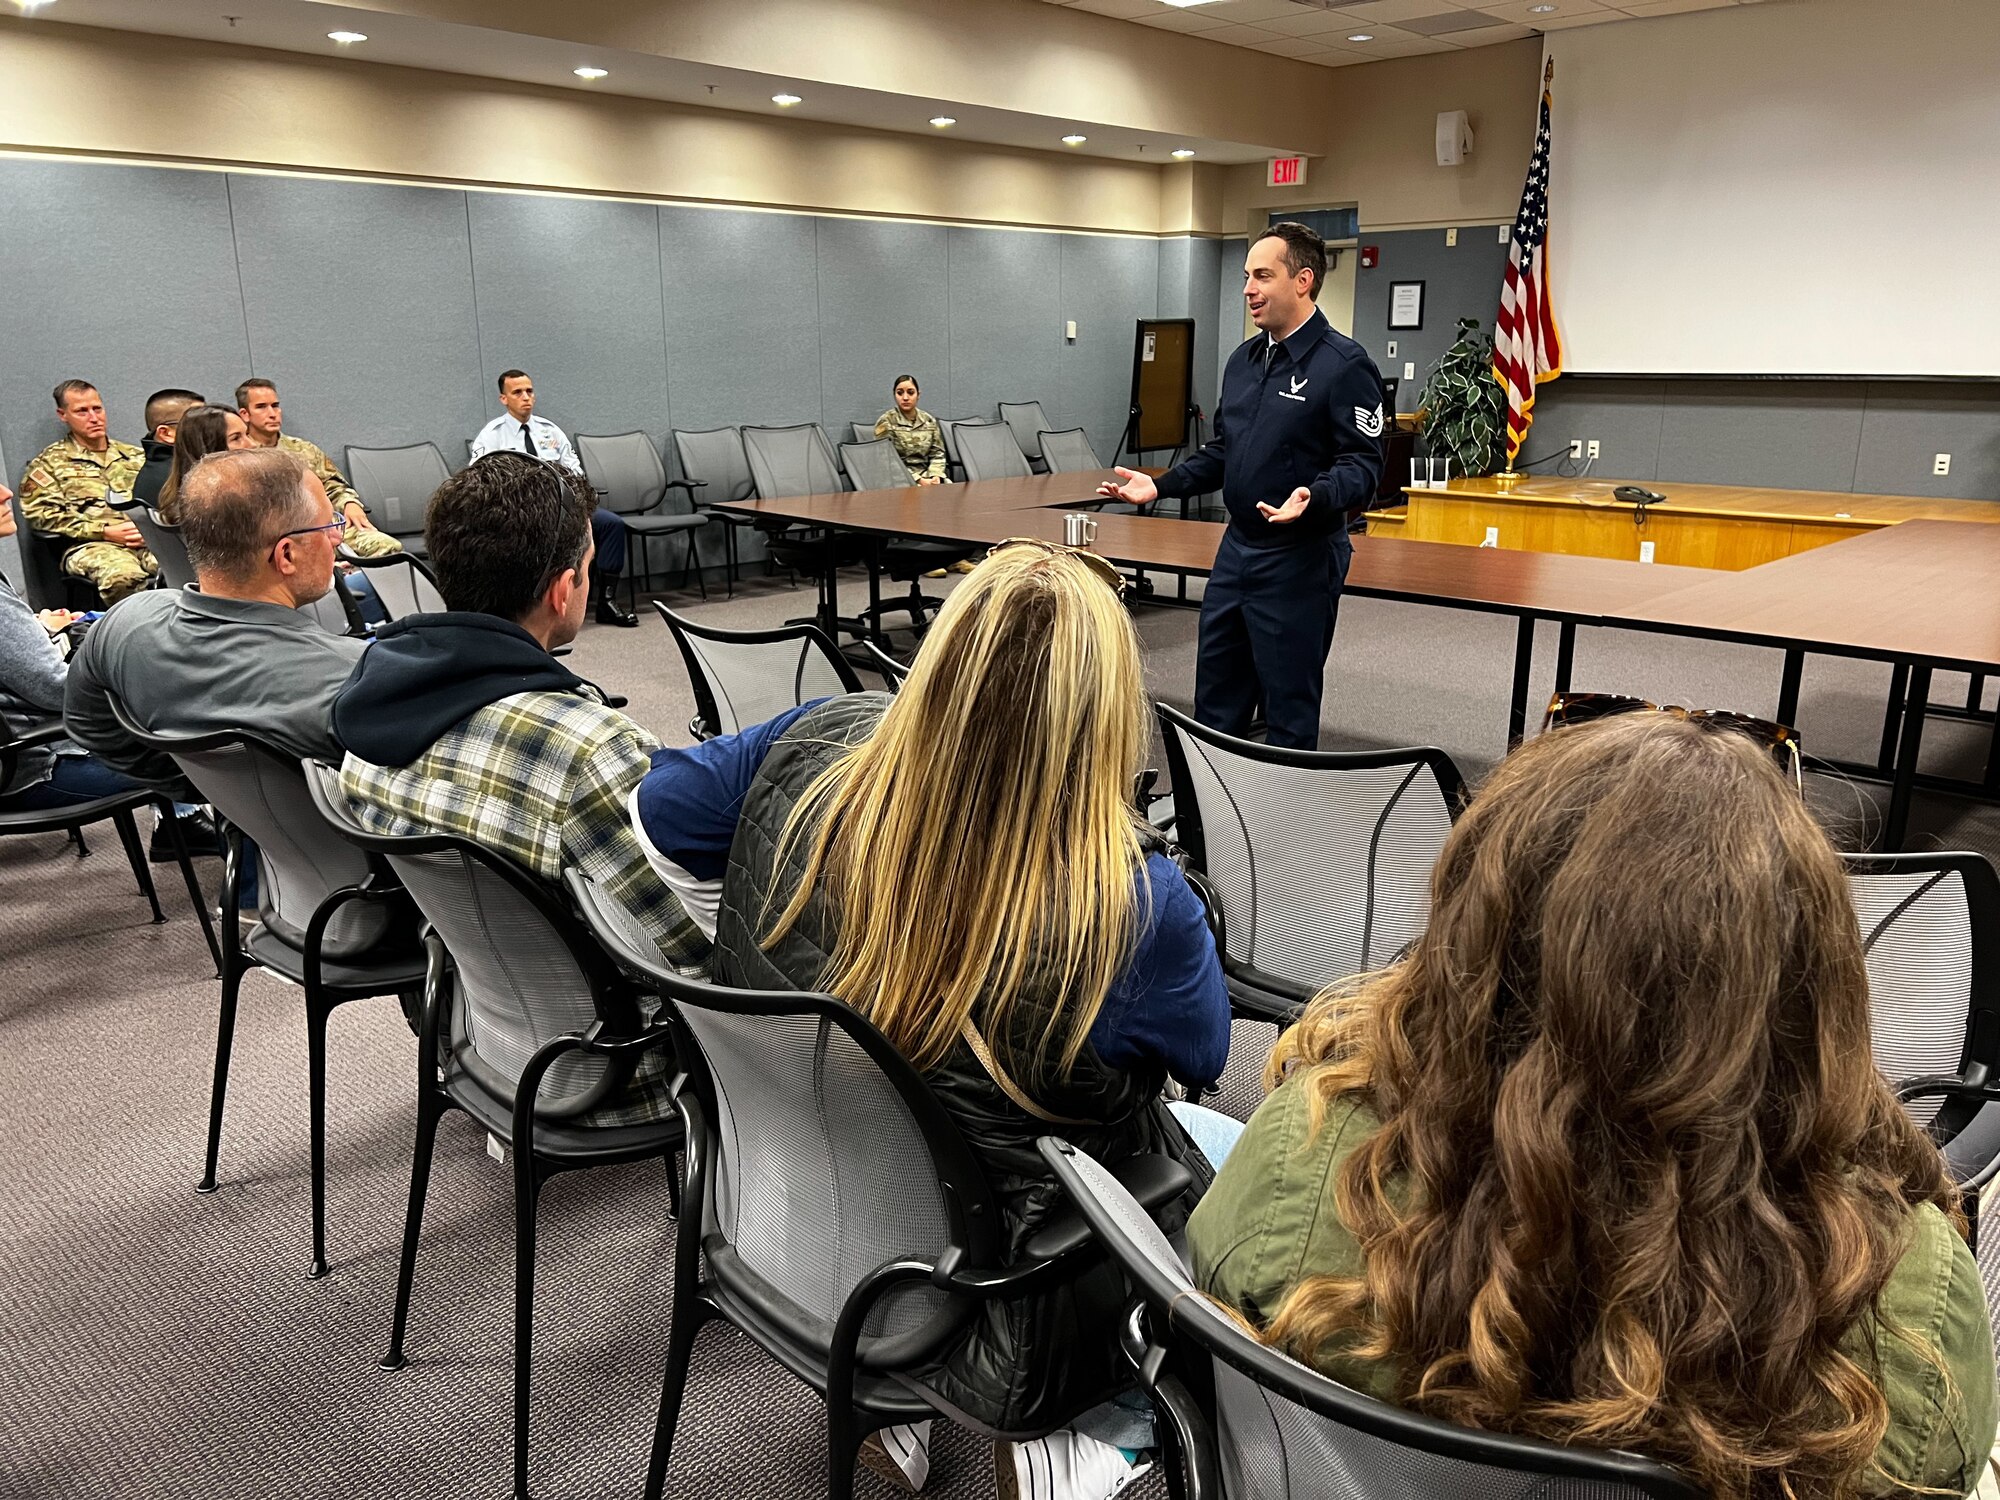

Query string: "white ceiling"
[[1041, 0, 1771, 68]]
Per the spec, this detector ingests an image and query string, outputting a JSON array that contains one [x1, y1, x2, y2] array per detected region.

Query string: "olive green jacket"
[[1189, 1081, 1998, 1497]]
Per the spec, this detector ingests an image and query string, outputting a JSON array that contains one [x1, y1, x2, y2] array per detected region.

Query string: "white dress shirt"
[[470, 412, 581, 475]]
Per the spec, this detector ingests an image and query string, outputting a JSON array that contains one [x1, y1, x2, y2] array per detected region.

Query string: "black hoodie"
[[331, 612, 593, 767], [133, 435, 174, 508]]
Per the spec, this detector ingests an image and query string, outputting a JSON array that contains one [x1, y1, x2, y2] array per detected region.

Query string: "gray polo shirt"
[[64, 588, 365, 795]]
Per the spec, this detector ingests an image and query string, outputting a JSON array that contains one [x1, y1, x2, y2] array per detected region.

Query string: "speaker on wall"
[[1436, 110, 1474, 167]]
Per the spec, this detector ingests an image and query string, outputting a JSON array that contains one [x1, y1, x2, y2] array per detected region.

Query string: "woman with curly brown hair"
[[1189, 712, 1996, 1499]]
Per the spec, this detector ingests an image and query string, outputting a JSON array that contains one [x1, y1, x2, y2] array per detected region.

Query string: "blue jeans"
[[0, 752, 146, 809], [1170, 1100, 1246, 1171]]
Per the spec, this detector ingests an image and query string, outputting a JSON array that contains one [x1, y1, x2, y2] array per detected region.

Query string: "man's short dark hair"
[[144, 388, 206, 434], [427, 453, 592, 621], [498, 369, 529, 393], [235, 377, 278, 410], [1257, 222, 1328, 301], [53, 379, 97, 410], [180, 449, 317, 581]]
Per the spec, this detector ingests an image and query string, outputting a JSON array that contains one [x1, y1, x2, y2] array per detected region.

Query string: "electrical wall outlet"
[[1385, 340, 1398, 359], [1586, 439, 1601, 460], [1403, 362, 1416, 382], [1568, 439, 1583, 460], [1639, 540, 1656, 564], [1498, 225, 1509, 243], [1065, 320, 1077, 341], [1446, 227, 1458, 246], [1481, 526, 1499, 548], [1935, 453, 1952, 476]]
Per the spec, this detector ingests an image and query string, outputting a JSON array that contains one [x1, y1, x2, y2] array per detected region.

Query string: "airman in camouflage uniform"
[[18, 382, 157, 603], [874, 374, 949, 482], [237, 379, 403, 559]]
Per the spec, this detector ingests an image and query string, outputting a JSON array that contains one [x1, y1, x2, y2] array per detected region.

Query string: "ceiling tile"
[[1065, 0, 1169, 16], [1339, 27, 1462, 52], [1253, 9, 1378, 34], [1401, 8, 1513, 32], [1472, 0, 1614, 20], [1613, 0, 1732, 12], [1438, 21, 1541, 42], [1245, 32, 1309, 51], [1196, 21, 1285, 41], [1304, 47, 1370, 64], [1338, 0, 1483, 22], [1206, 0, 1318, 21], [1133, 7, 1234, 28]]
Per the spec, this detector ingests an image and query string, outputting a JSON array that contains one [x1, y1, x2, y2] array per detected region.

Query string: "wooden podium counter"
[[1371, 475, 1999, 570]]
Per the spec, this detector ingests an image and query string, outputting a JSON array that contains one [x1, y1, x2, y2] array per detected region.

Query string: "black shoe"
[[151, 811, 222, 862], [594, 596, 639, 628]]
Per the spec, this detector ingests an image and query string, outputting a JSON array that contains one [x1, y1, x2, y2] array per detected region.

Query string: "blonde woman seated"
[[1191, 713, 1997, 1500], [632, 539, 1233, 1500]]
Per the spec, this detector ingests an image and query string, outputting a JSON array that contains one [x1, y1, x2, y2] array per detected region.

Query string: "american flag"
[[1494, 59, 1563, 466]]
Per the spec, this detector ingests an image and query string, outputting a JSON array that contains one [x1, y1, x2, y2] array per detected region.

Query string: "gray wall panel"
[[1853, 383, 2000, 500], [467, 194, 669, 448], [1519, 380, 1669, 479], [229, 174, 485, 461], [0, 159, 251, 486], [815, 219, 951, 441], [947, 228, 1062, 434], [659, 206, 821, 436], [1353, 227, 1509, 394], [1060, 235, 1159, 465], [1655, 381, 1866, 491], [1158, 237, 1225, 427]]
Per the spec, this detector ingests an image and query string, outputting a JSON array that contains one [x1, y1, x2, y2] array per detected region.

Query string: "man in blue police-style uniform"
[[1100, 222, 1384, 749], [469, 368, 638, 626]]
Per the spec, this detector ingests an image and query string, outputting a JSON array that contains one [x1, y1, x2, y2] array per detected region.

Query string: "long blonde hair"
[[1259, 714, 1959, 1499], [763, 543, 1148, 1080]]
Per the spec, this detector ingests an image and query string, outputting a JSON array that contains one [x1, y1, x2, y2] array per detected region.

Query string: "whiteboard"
[[1544, 0, 2000, 377]]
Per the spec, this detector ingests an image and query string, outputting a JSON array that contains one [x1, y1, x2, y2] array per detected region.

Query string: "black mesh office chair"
[[1157, 703, 1465, 1120], [112, 710, 426, 1278], [671, 426, 759, 595], [839, 438, 975, 621], [656, 604, 863, 739], [108, 498, 196, 590], [343, 443, 451, 555], [577, 431, 712, 611], [1039, 427, 1103, 474], [339, 551, 448, 619], [954, 420, 1033, 482], [998, 400, 1055, 473], [1040, 1138, 1705, 1500], [566, 875, 1198, 1500], [9, 488, 102, 610], [305, 766, 684, 1500]]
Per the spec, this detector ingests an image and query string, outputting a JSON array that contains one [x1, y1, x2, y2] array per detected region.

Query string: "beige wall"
[[1222, 39, 1544, 234], [0, 18, 1171, 234]]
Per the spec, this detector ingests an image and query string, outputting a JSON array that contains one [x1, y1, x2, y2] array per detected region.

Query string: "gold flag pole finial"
[[1544, 56, 1555, 85]]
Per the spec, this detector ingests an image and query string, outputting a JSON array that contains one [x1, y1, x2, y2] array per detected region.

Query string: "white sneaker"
[[859, 1421, 932, 1492], [994, 1430, 1151, 1500]]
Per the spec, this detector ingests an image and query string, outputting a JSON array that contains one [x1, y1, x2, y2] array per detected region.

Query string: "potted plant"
[[1416, 317, 1507, 478]]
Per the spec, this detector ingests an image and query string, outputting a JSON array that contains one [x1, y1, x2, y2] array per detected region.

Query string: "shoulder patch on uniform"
[[1354, 404, 1385, 439]]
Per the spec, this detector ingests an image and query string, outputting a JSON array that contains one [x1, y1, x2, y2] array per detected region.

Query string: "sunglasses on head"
[[988, 537, 1127, 597], [1543, 692, 1805, 792]]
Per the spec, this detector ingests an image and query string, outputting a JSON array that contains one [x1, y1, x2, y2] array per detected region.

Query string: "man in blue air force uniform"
[[469, 368, 638, 626], [1100, 222, 1385, 749]]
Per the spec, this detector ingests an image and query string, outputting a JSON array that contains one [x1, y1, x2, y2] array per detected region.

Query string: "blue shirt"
[[1157, 306, 1385, 547], [634, 703, 1230, 1088]]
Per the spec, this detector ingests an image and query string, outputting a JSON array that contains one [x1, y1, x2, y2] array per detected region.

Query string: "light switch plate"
[[1403, 362, 1416, 382], [1445, 227, 1458, 247], [1385, 340, 1397, 359]]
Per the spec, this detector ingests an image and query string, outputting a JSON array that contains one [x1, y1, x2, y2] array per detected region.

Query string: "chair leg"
[[826, 1401, 865, 1500], [513, 1159, 547, 1500], [380, 1086, 446, 1370], [159, 798, 221, 973], [110, 808, 166, 922], [70, 824, 91, 858], [664, 1150, 681, 1220], [196, 956, 245, 1194], [645, 1203, 713, 1500], [305, 992, 337, 1279], [683, 532, 708, 602]]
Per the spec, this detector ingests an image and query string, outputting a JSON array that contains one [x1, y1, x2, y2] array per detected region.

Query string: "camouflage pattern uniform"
[[277, 433, 404, 558], [873, 408, 948, 482], [17, 434, 157, 602]]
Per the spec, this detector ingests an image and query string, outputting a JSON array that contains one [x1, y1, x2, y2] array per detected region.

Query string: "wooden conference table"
[[719, 471, 2000, 850]]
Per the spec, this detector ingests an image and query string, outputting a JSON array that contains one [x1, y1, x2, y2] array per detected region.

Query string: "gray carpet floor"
[[5, 559, 1997, 1500]]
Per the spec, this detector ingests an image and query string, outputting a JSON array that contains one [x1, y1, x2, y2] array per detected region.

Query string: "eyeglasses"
[[988, 537, 1126, 597], [273, 519, 345, 549], [1543, 692, 1804, 792]]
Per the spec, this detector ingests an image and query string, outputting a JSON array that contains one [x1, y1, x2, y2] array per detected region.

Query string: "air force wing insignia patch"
[[1354, 404, 1386, 438]]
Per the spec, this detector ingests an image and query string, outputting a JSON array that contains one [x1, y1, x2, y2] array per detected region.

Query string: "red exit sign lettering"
[[1267, 155, 1307, 188]]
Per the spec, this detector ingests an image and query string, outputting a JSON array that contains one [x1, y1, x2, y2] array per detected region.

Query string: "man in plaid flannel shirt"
[[331, 452, 705, 1125]]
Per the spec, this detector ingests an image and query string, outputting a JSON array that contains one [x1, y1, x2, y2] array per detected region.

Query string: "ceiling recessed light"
[[1529, 4, 1557, 11], [1061, 134, 1087, 146], [1157, 0, 1224, 7], [326, 30, 368, 44], [930, 116, 956, 127], [1171, 148, 1196, 159], [771, 92, 803, 107], [573, 66, 609, 79], [1346, 33, 1374, 42]]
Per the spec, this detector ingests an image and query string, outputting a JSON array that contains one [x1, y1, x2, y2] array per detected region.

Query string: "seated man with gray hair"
[[64, 447, 365, 794]]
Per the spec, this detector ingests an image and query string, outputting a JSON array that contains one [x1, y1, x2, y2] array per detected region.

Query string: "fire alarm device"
[[1359, 246, 1379, 269]]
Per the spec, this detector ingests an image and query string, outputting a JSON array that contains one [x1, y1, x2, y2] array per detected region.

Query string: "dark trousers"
[[590, 507, 628, 581], [1194, 529, 1349, 750], [0, 752, 145, 809]]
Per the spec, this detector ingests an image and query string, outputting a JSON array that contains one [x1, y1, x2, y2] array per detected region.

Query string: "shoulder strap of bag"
[[957, 1018, 1091, 1127]]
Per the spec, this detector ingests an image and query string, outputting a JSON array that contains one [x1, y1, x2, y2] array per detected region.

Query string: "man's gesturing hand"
[[1096, 467, 1158, 506], [1257, 487, 1312, 524]]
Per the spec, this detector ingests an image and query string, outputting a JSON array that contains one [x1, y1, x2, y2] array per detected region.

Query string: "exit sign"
[[1267, 155, 1307, 188]]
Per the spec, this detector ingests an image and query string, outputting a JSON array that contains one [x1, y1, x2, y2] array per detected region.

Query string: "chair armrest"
[[1224, 959, 1317, 1021], [10, 721, 71, 752], [666, 478, 705, 493]]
